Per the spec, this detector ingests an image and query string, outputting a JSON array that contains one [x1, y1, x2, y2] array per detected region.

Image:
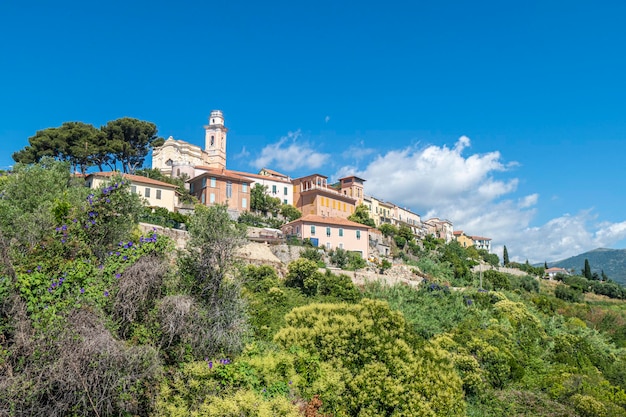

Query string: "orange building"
[[291, 174, 358, 219], [188, 167, 251, 213]]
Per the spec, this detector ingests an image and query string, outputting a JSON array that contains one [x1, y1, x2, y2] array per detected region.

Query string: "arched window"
[[210, 135, 215, 146]]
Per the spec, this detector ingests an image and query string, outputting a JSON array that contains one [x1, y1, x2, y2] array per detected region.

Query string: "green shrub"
[[274, 299, 466, 416], [484, 270, 511, 291], [299, 247, 323, 263], [329, 247, 348, 269], [555, 284, 583, 303], [243, 264, 280, 293]]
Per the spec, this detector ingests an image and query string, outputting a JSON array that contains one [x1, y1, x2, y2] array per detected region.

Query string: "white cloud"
[[252, 130, 329, 172], [497, 212, 626, 264], [341, 141, 375, 162], [338, 136, 626, 263], [233, 145, 250, 159]]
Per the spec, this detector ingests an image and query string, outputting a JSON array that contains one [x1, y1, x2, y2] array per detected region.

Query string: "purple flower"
[[208, 361, 213, 369], [115, 252, 120, 256], [61, 238, 66, 243], [98, 265, 104, 270], [80, 288, 85, 294], [106, 198, 110, 203], [37, 265, 41, 271], [104, 290, 109, 297], [61, 225, 67, 231], [72, 218, 77, 223], [115, 273, 121, 279], [122, 256, 128, 261], [27, 269, 31, 273]]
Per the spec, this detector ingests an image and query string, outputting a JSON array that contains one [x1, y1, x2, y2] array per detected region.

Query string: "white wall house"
[[84, 172, 178, 212]]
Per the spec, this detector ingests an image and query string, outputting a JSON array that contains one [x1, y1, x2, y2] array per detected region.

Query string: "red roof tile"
[[285, 214, 370, 229], [86, 172, 178, 189]]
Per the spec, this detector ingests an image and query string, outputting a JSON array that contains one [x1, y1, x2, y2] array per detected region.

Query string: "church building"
[[151, 110, 228, 176]]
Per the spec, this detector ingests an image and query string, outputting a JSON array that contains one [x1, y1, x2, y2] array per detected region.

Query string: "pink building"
[[282, 215, 369, 258]]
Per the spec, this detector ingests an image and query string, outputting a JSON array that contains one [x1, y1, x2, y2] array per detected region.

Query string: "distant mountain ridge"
[[550, 248, 626, 285]]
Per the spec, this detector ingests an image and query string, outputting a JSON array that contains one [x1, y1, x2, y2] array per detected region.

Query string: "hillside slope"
[[551, 248, 626, 284]]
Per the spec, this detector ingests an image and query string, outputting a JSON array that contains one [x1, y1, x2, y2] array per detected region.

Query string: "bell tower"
[[204, 110, 227, 169]]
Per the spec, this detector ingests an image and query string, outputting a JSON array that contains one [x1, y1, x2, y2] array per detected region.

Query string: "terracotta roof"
[[259, 167, 290, 179], [284, 214, 370, 229], [193, 166, 251, 182], [292, 173, 328, 181], [86, 172, 177, 189], [471, 236, 491, 241], [453, 230, 464, 235], [339, 175, 366, 182], [228, 169, 292, 184], [546, 267, 568, 273]]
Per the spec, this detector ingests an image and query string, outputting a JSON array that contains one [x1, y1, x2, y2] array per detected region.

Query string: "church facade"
[[151, 110, 228, 176]]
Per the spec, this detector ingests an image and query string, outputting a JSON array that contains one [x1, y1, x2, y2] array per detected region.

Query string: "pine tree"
[[503, 245, 510, 266], [583, 258, 592, 280], [544, 261, 548, 269]]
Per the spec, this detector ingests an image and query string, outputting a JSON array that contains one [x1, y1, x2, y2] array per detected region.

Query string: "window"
[[210, 135, 215, 146], [242, 183, 248, 193], [326, 242, 331, 250], [226, 181, 232, 198], [156, 189, 162, 200], [272, 185, 277, 194], [145, 187, 151, 198], [326, 227, 331, 237], [311, 225, 316, 235], [131, 185, 137, 194], [284, 199, 288, 204], [202, 178, 207, 188], [339, 228, 343, 237], [242, 197, 247, 208], [210, 193, 215, 203], [210, 177, 216, 187], [190, 183, 195, 193], [356, 230, 361, 240], [201, 193, 205, 204], [284, 186, 288, 195], [339, 243, 343, 249]]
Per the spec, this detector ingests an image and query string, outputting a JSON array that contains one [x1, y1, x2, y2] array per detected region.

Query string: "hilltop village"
[[95, 110, 492, 258]]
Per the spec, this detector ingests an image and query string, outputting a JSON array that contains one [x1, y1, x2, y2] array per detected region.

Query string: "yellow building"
[[292, 174, 357, 219]]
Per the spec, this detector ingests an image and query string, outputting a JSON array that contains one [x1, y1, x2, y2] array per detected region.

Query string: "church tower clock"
[[204, 110, 227, 169]]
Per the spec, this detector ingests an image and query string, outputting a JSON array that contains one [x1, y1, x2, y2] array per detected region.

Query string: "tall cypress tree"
[[503, 245, 510, 266], [583, 258, 592, 280]]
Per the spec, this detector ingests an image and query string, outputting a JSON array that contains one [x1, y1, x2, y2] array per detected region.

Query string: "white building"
[[152, 110, 228, 176], [84, 172, 178, 212]]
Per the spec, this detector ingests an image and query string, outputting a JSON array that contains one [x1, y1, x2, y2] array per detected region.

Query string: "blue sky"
[[2, 0, 626, 263]]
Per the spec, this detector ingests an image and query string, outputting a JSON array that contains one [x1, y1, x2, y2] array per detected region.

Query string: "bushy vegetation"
[[4, 159, 626, 416]]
